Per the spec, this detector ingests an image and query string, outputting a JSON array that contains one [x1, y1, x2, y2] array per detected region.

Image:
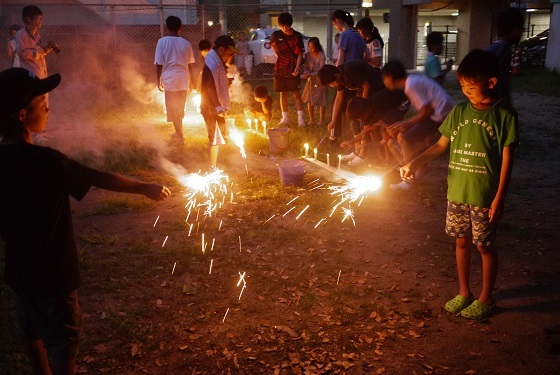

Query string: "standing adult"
[[7, 24, 21, 67], [270, 12, 306, 127], [356, 18, 384, 68], [155, 15, 196, 144], [486, 7, 525, 104], [200, 35, 238, 168], [16, 5, 56, 78]]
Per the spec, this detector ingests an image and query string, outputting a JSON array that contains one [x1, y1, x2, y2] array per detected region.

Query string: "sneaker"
[[347, 156, 367, 166], [278, 118, 289, 126], [390, 180, 413, 191], [340, 152, 358, 161]]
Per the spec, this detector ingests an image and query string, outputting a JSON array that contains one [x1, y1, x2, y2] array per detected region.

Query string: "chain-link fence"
[[1, 2, 551, 85]]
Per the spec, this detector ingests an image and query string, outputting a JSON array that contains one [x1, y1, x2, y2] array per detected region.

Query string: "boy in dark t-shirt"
[[0, 68, 170, 374]]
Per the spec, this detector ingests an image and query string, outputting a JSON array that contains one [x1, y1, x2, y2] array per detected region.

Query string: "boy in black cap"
[[0, 68, 171, 374]]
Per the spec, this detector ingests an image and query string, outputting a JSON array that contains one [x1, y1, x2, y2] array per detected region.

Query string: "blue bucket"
[[277, 160, 306, 187]]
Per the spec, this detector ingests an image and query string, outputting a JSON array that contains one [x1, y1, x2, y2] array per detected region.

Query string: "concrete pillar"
[[387, 3, 418, 68], [545, 1, 560, 71], [455, 0, 496, 64]]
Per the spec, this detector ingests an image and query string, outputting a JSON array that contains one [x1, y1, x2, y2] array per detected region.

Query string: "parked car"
[[519, 29, 548, 67], [246, 28, 310, 77]]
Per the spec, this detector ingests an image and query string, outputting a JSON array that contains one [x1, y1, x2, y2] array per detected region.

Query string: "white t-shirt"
[[405, 74, 453, 123], [154, 36, 195, 91]]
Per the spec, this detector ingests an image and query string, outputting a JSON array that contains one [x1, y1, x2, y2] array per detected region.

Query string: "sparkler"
[[263, 214, 275, 225], [304, 143, 309, 158], [201, 233, 205, 253], [153, 215, 160, 227], [239, 235, 242, 252], [222, 308, 230, 322], [172, 262, 177, 274], [218, 220, 223, 231], [337, 270, 341, 285], [329, 175, 383, 204], [228, 126, 247, 158], [211, 238, 215, 251], [296, 205, 310, 220], [162, 235, 168, 247], [314, 218, 326, 228], [188, 223, 193, 236], [283, 206, 296, 217], [209, 259, 213, 274], [341, 207, 356, 226], [286, 196, 299, 205]]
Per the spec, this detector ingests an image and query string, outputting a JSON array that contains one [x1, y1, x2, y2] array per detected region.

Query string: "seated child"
[[244, 85, 273, 123]]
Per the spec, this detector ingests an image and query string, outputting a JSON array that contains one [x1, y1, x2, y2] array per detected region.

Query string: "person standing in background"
[[7, 24, 21, 68], [356, 18, 384, 68], [424, 31, 453, 85], [270, 12, 306, 127], [155, 15, 196, 144], [16, 5, 56, 78]]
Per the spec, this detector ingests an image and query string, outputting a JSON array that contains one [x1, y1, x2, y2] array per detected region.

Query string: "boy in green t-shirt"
[[399, 49, 519, 320]]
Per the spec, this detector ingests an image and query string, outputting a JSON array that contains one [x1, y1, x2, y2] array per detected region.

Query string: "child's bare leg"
[[307, 103, 314, 123], [210, 145, 219, 167], [292, 90, 303, 111], [23, 339, 51, 375], [477, 245, 498, 305], [318, 106, 325, 123], [172, 120, 184, 143], [456, 237, 472, 298]]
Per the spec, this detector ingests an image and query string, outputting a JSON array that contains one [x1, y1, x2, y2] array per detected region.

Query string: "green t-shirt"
[[438, 101, 519, 207]]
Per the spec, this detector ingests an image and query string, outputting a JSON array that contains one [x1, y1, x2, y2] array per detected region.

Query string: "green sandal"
[[444, 294, 474, 314], [460, 299, 495, 320]]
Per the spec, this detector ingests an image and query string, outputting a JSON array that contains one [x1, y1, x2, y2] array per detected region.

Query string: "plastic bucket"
[[278, 160, 306, 187], [268, 128, 290, 154]]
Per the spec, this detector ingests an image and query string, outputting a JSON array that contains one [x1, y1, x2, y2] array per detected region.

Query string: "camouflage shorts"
[[445, 201, 497, 247]]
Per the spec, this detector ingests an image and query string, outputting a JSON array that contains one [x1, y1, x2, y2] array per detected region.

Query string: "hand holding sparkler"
[[399, 164, 415, 181], [143, 184, 171, 201]]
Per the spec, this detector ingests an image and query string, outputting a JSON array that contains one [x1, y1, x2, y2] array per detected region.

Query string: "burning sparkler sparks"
[[228, 126, 247, 158], [153, 215, 160, 227]]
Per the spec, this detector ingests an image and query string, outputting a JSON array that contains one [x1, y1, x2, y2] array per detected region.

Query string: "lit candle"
[[326, 153, 330, 166], [246, 118, 252, 129], [313, 148, 317, 160], [262, 121, 267, 134], [254, 118, 258, 132], [338, 154, 342, 170], [304, 143, 309, 158]]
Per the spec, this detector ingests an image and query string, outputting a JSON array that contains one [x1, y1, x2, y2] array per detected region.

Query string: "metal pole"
[[158, 0, 164, 37]]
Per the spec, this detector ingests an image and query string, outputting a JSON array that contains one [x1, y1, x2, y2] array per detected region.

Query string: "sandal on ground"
[[444, 294, 474, 314], [460, 299, 495, 320], [340, 152, 358, 161]]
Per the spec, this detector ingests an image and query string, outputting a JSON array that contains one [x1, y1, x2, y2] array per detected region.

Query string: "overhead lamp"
[[362, 1, 373, 8]]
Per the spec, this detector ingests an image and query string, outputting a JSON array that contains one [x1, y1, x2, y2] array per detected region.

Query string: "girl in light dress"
[[301, 37, 327, 126]]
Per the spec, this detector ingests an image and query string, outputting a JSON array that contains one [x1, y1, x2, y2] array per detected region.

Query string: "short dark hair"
[[198, 39, 211, 51], [331, 10, 354, 28], [457, 49, 500, 84], [381, 60, 407, 80], [426, 31, 444, 51], [22, 5, 42, 25], [356, 17, 374, 32], [495, 7, 525, 37], [254, 86, 268, 99], [318, 64, 339, 86], [278, 13, 293, 27], [166, 16, 181, 32]]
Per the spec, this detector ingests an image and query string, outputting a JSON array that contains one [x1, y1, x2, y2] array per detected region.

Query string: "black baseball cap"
[[214, 35, 239, 53], [0, 68, 61, 116]]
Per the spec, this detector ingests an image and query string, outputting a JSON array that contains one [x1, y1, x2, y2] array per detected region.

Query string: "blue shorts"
[[16, 290, 82, 361], [445, 201, 497, 246]]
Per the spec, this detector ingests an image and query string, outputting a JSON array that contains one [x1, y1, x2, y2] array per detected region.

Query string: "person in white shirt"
[[7, 24, 21, 67], [155, 16, 196, 144]]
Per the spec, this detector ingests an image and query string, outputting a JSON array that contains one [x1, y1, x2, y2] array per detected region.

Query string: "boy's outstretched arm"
[[92, 171, 171, 201], [400, 134, 450, 179], [489, 145, 514, 222]]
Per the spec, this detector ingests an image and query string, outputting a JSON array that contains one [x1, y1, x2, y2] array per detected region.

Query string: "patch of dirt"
[[3, 91, 560, 374]]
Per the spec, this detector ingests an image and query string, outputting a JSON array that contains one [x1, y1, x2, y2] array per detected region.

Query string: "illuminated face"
[[279, 24, 292, 35], [357, 28, 368, 40], [382, 75, 396, 91], [254, 96, 266, 103], [308, 41, 317, 53], [459, 77, 495, 109], [26, 14, 42, 29], [23, 94, 49, 134], [219, 46, 235, 63], [332, 19, 344, 32]]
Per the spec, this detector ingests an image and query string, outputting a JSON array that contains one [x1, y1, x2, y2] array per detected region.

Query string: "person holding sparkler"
[[244, 85, 273, 123], [399, 50, 519, 320], [381, 60, 453, 190], [200, 35, 239, 167], [0, 68, 171, 374], [318, 61, 385, 165], [155, 15, 196, 144]]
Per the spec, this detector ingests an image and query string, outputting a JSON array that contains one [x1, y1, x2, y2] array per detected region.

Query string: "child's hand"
[[144, 184, 171, 201], [340, 141, 353, 150], [399, 165, 414, 180], [489, 198, 504, 223]]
